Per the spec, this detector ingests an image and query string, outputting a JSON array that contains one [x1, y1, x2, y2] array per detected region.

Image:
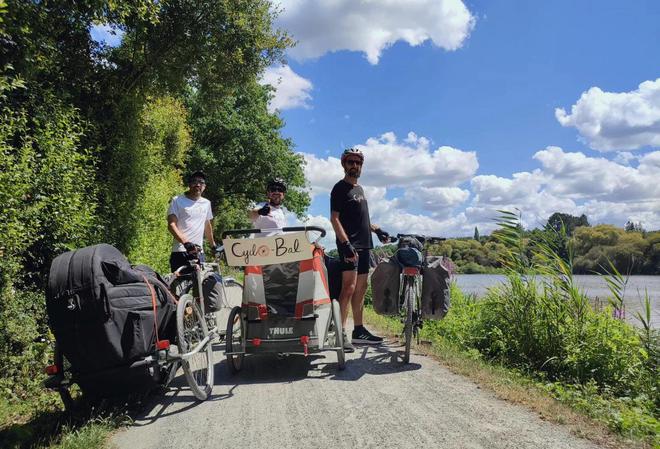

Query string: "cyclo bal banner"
[[223, 232, 313, 266]]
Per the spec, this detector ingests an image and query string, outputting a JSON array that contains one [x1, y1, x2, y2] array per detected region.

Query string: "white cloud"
[[468, 147, 660, 231], [260, 65, 313, 112], [290, 214, 337, 248], [276, 0, 475, 64], [301, 131, 477, 198], [302, 132, 660, 242], [534, 147, 660, 202], [357, 132, 478, 187], [302, 153, 344, 198], [555, 78, 660, 151]]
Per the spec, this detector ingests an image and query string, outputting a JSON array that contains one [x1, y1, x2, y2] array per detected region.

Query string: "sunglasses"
[[189, 179, 206, 185], [345, 159, 363, 166], [268, 187, 285, 193]]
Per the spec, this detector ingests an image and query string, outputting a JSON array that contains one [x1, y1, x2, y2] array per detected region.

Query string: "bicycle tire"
[[176, 294, 213, 400], [330, 299, 346, 370], [226, 306, 245, 374], [53, 343, 74, 411], [403, 281, 414, 364]]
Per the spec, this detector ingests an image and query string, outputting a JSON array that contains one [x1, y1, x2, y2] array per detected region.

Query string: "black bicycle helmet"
[[341, 147, 364, 163], [267, 178, 287, 192]]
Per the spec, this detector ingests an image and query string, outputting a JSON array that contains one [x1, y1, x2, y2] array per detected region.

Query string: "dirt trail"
[[111, 331, 602, 449]]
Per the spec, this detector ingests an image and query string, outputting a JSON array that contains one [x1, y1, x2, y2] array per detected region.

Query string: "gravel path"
[[111, 331, 602, 449]]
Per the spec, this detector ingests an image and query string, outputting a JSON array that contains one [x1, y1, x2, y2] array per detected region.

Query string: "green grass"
[[364, 306, 657, 449], [1, 387, 132, 449]]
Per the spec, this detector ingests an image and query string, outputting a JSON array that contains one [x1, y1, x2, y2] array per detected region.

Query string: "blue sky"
[[263, 0, 660, 241], [91, 1, 660, 242]]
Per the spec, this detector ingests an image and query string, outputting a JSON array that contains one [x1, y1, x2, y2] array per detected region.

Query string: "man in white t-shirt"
[[167, 171, 217, 271], [248, 179, 288, 236]]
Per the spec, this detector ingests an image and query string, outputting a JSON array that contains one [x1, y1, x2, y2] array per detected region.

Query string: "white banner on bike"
[[223, 232, 313, 266]]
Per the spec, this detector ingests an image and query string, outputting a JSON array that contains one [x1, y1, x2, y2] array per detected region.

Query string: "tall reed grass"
[[422, 210, 658, 442]]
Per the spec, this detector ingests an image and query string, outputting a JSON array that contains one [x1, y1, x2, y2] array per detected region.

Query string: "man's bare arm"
[[204, 219, 216, 247], [167, 214, 189, 245]]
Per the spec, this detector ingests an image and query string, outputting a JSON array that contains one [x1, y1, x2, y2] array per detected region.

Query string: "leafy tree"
[[624, 220, 645, 233], [546, 212, 590, 236], [473, 226, 480, 242], [186, 82, 310, 232], [105, 97, 192, 272]]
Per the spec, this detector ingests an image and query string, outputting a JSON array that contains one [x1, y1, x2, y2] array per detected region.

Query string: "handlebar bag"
[[371, 258, 401, 316], [395, 247, 423, 268], [397, 236, 424, 251], [421, 256, 451, 320]]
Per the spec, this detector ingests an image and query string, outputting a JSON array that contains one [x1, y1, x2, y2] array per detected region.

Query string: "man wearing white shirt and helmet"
[[248, 179, 288, 236]]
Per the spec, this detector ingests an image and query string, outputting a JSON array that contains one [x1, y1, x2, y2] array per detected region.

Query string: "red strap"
[[142, 275, 161, 348]]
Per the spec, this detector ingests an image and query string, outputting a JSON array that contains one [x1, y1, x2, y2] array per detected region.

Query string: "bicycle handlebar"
[[395, 233, 446, 245], [221, 226, 326, 239]]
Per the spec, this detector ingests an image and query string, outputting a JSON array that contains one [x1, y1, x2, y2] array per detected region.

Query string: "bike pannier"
[[46, 244, 176, 396], [324, 255, 343, 300], [202, 272, 224, 312], [421, 256, 450, 319], [371, 258, 401, 316]]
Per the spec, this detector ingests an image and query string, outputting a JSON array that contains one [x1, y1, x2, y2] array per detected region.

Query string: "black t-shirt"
[[330, 180, 373, 249]]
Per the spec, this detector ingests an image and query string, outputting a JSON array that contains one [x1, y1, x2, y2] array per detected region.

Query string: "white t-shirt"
[[167, 195, 213, 252], [252, 202, 287, 236]]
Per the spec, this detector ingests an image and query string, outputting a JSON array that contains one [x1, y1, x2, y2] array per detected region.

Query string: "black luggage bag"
[[46, 244, 176, 397]]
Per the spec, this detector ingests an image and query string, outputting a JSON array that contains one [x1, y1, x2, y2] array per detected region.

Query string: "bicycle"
[[168, 245, 243, 339], [393, 234, 446, 363], [166, 246, 242, 399]]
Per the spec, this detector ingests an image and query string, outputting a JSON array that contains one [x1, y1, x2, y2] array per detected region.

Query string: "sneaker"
[[352, 326, 383, 345], [342, 332, 355, 353]]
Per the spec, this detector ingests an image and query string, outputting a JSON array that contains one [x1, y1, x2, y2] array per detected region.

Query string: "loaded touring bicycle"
[[44, 243, 239, 406], [221, 226, 346, 373]]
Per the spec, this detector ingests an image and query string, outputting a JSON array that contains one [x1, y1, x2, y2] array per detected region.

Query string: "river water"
[[454, 274, 660, 329]]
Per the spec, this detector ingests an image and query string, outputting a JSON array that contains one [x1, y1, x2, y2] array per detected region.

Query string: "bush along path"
[[364, 211, 658, 448]]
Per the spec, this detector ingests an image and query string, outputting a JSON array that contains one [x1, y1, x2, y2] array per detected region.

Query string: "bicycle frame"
[[395, 233, 445, 363]]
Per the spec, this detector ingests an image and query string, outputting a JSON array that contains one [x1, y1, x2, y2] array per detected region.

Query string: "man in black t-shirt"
[[330, 148, 391, 350]]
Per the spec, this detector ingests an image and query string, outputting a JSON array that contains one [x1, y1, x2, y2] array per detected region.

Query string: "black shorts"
[[339, 249, 370, 275], [169, 251, 205, 272]]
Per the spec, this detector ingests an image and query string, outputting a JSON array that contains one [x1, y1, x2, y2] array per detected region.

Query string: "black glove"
[[183, 241, 197, 253], [339, 240, 357, 260], [258, 204, 271, 216], [375, 228, 390, 243]]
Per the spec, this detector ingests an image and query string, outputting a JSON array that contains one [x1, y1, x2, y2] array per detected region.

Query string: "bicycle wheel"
[[225, 306, 245, 374], [176, 294, 213, 400], [53, 343, 74, 411], [329, 299, 346, 370], [403, 281, 414, 364]]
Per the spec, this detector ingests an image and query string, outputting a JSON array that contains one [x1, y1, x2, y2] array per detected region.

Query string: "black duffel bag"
[[46, 244, 176, 397]]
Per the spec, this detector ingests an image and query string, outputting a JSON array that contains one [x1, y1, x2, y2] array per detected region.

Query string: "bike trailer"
[[46, 244, 177, 397], [241, 248, 333, 352], [421, 256, 451, 320]]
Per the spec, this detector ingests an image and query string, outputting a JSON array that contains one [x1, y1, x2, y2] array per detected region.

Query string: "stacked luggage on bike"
[[46, 244, 177, 399], [372, 235, 452, 320]]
